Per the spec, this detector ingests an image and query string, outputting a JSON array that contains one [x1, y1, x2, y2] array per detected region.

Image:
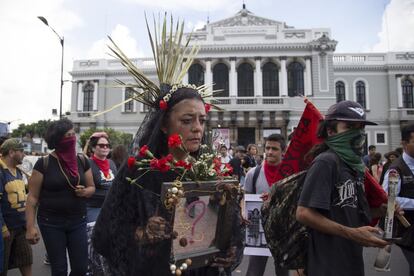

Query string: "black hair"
[[219, 144, 227, 150], [368, 145, 376, 151], [44, 118, 73, 150], [89, 135, 111, 148], [265, 134, 286, 151], [401, 123, 414, 142], [369, 152, 382, 167], [134, 87, 204, 158], [111, 144, 128, 169], [247, 144, 257, 152]]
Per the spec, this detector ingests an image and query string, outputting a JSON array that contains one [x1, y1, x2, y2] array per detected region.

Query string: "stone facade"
[[69, 6, 414, 154]]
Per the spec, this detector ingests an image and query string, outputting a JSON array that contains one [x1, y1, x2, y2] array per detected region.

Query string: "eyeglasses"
[[97, 144, 111, 149]]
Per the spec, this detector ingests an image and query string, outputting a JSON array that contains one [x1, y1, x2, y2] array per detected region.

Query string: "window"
[[124, 88, 135, 112], [213, 63, 229, 97], [83, 81, 94, 111], [335, 81, 346, 103], [237, 63, 254, 97], [355, 81, 366, 109], [375, 131, 387, 145], [262, 62, 279, 97], [402, 79, 414, 108], [287, 62, 304, 97], [188, 63, 204, 86]]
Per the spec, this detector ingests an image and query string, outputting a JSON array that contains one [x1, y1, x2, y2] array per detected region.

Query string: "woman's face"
[[93, 137, 110, 159], [389, 154, 397, 163], [163, 99, 206, 153]]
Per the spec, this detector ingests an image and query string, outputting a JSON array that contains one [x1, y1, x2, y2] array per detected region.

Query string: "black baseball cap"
[[325, 101, 377, 125]]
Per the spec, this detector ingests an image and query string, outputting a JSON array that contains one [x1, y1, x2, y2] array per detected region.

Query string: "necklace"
[[56, 156, 80, 190]]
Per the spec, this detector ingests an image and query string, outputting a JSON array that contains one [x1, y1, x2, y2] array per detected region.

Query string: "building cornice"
[[198, 43, 312, 53]]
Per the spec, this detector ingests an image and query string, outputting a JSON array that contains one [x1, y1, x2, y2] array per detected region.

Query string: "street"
[[7, 240, 409, 276]]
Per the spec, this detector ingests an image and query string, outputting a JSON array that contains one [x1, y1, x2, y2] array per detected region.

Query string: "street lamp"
[[38, 16, 64, 119]]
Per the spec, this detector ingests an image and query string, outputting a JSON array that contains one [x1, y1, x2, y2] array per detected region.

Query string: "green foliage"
[[79, 128, 133, 150], [11, 120, 52, 138]]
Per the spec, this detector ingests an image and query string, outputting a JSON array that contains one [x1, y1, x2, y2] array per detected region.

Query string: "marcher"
[[218, 144, 231, 164], [25, 119, 95, 276], [110, 144, 128, 170], [0, 139, 32, 276], [86, 132, 117, 223], [229, 146, 246, 183], [91, 16, 243, 276], [382, 123, 414, 276], [368, 152, 382, 183], [363, 145, 376, 166], [379, 150, 400, 185], [296, 100, 389, 276], [244, 134, 288, 276], [245, 144, 258, 168]]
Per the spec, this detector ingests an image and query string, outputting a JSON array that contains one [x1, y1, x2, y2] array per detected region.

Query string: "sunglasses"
[[97, 143, 111, 149]]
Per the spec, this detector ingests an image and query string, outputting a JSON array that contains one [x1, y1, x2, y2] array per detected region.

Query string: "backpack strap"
[[43, 155, 49, 172], [77, 153, 88, 170], [252, 165, 262, 194]]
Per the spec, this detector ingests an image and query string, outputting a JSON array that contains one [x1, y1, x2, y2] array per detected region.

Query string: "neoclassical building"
[[69, 5, 414, 154]]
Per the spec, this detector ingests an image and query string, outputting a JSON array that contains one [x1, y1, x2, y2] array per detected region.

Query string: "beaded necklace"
[[56, 156, 80, 190]]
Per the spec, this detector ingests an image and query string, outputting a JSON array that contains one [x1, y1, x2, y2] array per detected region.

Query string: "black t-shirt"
[[34, 154, 90, 218], [298, 151, 369, 276], [88, 159, 117, 208]]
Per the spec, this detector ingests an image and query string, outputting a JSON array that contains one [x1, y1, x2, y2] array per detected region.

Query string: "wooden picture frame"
[[161, 179, 239, 269]]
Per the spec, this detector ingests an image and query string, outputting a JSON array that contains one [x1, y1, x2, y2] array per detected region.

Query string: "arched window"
[[213, 63, 229, 97], [188, 63, 204, 86], [262, 62, 279, 97], [287, 62, 304, 97], [402, 79, 414, 108], [335, 81, 346, 103], [83, 81, 94, 111], [237, 63, 254, 97], [355, 81, 366, 108], [124, 88, 134, 112]]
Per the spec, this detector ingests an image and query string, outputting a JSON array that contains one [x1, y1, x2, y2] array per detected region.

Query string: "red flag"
[[273, 98, 323, 183]]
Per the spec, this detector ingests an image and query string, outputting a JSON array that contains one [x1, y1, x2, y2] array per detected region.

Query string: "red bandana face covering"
[[263, 161, 280, 187], [92, 154, 110, 178], [55, 135, 78, 177]]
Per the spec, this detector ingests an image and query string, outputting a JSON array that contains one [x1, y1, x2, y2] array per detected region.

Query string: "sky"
[[0, 0, 413, 128]]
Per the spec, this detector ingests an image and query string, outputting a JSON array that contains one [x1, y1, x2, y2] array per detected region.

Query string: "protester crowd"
[[2, 13, 414, 276]]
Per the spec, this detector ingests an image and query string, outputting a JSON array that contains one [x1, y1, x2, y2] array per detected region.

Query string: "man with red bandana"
[[243, 133, 288, 276]]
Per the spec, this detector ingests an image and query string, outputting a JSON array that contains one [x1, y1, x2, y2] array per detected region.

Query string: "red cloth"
[[92, 154, 110, 178], [272, 99, 323, 184], [263, 161, 280, 187], [55, 136, 78, 177], [364, 168, 388, 225]]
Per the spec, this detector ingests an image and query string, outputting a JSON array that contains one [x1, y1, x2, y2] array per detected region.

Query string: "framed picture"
[[243, 194, 271, 256], [161, 179, 240, 269]]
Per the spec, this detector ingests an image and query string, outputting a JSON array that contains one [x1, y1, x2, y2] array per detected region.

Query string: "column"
[[93, 81, 98, 111], [397, 75, 403, 108], [305, 57, 312, 96], [77, 82, 83, 111], [255, 57, 263, 97], [280, 58, 288, 96], [205, 58, 212, 88], [229, 57, 237, 97], [183, 73, 188, 84]]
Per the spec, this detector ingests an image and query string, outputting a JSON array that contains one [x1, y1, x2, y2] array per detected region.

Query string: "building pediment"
[[209, 6, 286, 28]]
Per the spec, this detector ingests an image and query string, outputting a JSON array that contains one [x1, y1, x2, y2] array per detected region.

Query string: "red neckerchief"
[[91, 154, 110, 178], [55, 136, 78, 177], [263, 160, 280, 187]]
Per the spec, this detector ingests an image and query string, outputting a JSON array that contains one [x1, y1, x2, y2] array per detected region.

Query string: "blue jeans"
[[38, 215, 88, 276], [86, 207, 101, 223]]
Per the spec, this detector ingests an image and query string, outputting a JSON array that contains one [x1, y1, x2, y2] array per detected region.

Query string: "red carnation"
[[159, 100, 168, 110], [138, 145, 149, 157], [166, 154, 174, 162], [157, 157, 171, 173], [168, 134, 182, 148], [127, 157, 136, 169], [184, 162, 192, 170], [204, 103, 211, 113], [175, 160, 187, 168], [150, 158, 159, 169]]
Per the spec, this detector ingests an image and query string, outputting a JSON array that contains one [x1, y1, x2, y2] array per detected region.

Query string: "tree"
[[11, 120, 52, 139], [79, 128, 133, 150]]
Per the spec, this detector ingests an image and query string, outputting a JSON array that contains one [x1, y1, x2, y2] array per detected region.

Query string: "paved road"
[[7, 240, 409, 276]]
